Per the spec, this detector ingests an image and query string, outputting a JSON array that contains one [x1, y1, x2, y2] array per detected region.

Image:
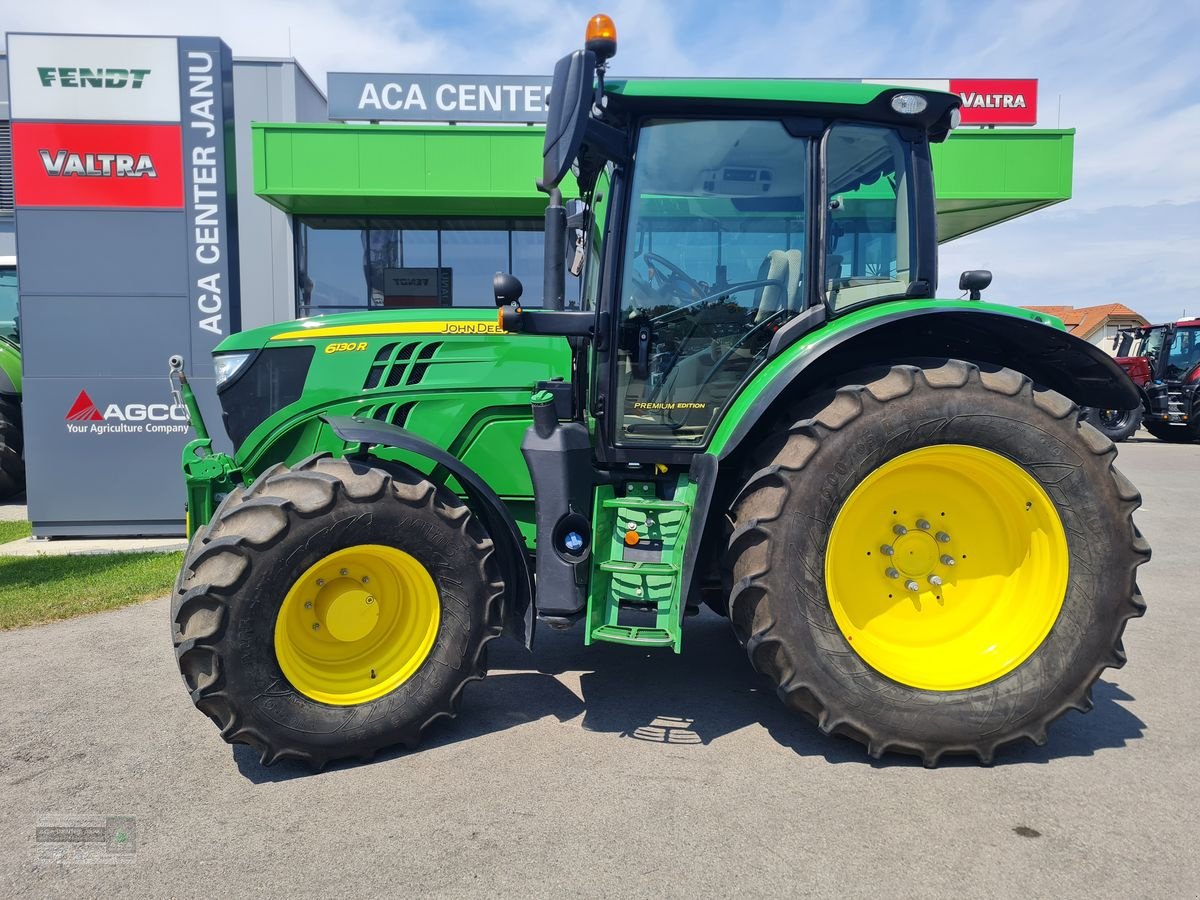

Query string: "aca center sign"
[[327, 73, 552, 122]]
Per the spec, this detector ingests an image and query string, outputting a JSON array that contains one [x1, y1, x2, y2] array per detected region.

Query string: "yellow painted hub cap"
[[275, 545, 440, 705], [825, 445, 1068, 692]]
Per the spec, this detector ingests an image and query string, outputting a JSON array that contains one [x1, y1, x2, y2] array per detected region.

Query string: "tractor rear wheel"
[[1084, 404, 1143, 442], [726, 360, 1149, 765], [171, 453, 504, 769], [0, 396, 24, 501]]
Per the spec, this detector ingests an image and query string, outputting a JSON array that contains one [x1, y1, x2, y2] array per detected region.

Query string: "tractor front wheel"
[[171, 454, 504, 769], [726, 360, 1148, 765], [0, 395, 24, 501]]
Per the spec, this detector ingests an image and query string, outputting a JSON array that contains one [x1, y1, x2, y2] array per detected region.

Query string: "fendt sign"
[[6, 32, 239, 536]]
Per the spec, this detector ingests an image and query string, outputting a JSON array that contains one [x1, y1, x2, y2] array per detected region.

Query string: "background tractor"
[[0, 263, 23, 500], [170, 15, 1148, 768], [1098, 319, 1200, 443]]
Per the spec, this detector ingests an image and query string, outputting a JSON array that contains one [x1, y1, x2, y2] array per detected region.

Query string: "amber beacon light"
[[585, 14, 618, 61]]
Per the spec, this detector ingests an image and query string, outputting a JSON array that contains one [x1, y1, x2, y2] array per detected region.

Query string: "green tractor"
[[0, 264, 23, 500], [171, 16, 1148, 767]]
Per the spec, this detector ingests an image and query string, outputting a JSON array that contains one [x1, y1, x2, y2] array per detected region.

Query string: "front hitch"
[[169, 356, 242, 537]]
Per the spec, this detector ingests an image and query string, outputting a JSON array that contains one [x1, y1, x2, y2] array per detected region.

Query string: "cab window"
[[615, 119, 808, 445], [823, 124, 915, 311]]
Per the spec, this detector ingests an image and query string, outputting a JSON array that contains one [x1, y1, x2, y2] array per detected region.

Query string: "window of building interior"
[[295, 218, 547, 316]]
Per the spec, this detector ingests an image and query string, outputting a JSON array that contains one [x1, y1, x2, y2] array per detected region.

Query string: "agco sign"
[[65, 390, 189, 436]]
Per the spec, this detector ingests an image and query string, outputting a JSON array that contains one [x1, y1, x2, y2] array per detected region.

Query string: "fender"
[[0, 337, 20, 397], [323, 414, 536, 649], [709, 302, 1142, 461]]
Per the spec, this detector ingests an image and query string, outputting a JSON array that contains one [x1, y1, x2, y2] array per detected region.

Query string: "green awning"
[[253, 122, 1073, 240]]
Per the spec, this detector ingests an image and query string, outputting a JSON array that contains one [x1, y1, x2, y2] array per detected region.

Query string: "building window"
[[295, 217, 546, 316]]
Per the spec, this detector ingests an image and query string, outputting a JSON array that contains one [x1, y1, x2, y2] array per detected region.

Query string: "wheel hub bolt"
[[916, 519, 931, 530], [362, 576, 370, 584], [885, 567, 900, 579], [304, 601, 313, 609], [312, 623, 320, 631], [935, 531, 951, 543], [339, 568, 349, 576], [941, 554, 956, 567], [929, 574, 944, 587], [880, 544, 894, 556], [905, 580, 920, 592], [316, 578, 325, 587], [366, 596, 375, 605], [893, 524, 908, 536]]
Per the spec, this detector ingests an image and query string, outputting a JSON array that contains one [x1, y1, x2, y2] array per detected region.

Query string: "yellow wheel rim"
[[274, 545, 440, 705], [825, 445, 1068, 692]]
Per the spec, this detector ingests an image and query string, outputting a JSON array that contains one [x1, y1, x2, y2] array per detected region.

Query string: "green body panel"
[[253, 122, 1072, 242], [606, 78, 904, 105], [215, 309, 570, 545], [0, 337, 21, 396], [707, 300, 1066, 457]]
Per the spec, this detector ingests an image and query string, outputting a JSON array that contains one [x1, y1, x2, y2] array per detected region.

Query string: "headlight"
[[890, 92, 928, 115], [213, 351, 253, 388]]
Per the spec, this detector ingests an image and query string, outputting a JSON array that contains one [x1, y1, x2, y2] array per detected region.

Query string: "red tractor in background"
[[1088, 318, 1200, 442]]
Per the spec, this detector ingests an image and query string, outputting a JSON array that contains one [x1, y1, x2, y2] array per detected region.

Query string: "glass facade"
[[295, 218, 547, 316]]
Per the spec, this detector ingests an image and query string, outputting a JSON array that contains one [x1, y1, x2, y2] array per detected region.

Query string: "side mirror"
[[959, 269, 992, 301], [541, 50, 596, 191], [493, 272, 523, 308]]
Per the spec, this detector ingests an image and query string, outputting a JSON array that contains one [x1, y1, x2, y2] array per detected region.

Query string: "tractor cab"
[[496, 16, 959, 468]]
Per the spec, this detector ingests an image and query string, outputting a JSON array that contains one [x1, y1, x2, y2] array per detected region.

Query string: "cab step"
[[585, 477, 698, 654], [589, 624, 676, 647]]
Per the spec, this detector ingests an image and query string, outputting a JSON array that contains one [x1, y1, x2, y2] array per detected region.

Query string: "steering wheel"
[[643, 251, 707, 302]]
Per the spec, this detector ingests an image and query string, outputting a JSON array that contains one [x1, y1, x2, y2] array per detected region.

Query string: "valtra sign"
[[11, 122, 185, 208], [949, 79, 1038, 126]]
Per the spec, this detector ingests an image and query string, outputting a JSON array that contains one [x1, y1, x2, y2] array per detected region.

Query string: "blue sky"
[[5, 0, 1199, 320]]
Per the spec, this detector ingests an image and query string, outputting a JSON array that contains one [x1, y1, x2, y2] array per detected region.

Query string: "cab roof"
[[605, 78, 961, 138]]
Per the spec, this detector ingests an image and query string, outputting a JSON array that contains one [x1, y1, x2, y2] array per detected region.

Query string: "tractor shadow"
[[234, 610, 1145, 781]]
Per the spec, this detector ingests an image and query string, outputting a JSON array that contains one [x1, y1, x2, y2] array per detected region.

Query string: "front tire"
[[171, 454, 504, 769], [726, 360, 1149, 765], [0, 395, 24, 501]]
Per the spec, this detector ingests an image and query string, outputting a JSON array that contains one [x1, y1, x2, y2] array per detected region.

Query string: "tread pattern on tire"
[[171, 453, 504, 769], [725, 360, 1149, 766]]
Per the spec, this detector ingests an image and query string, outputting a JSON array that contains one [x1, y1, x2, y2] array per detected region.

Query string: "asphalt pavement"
[[1, 437, 1196, 898]]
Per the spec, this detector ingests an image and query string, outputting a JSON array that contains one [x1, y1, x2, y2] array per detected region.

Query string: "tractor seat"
[[753, 249, 803, 323]]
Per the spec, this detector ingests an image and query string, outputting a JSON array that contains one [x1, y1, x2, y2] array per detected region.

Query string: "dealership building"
[[0, 32, 1071, 537]]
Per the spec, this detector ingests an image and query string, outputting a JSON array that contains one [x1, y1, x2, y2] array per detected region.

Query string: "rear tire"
[[1084, 403, 1143, 442], [0, 395, 24, 501], [171, 453, 504, 769], [726, 360, 1149, 765]]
